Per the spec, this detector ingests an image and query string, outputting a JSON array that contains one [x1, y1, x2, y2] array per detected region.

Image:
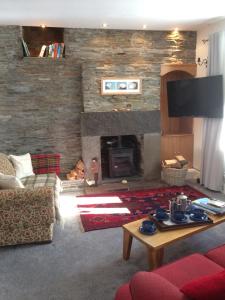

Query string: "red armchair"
[[115, 244, 225, 300]]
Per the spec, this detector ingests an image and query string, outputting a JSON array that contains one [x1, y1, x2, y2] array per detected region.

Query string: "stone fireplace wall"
[[81, 30, 196, 113], [0, 26, 196, 174]]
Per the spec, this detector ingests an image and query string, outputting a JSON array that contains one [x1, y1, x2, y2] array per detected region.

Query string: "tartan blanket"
[[31, 153, 61, 176], [21, 173, 59, 189]]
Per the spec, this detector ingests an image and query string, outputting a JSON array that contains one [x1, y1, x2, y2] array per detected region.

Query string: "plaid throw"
[[31, 153, 61, 176], [21, 173, 58, 189]]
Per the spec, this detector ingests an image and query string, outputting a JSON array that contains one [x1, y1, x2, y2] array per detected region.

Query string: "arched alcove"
[[160, 64, 197, 167]]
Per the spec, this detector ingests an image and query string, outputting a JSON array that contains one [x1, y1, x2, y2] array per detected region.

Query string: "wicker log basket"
[[161, 157, 188, 186]]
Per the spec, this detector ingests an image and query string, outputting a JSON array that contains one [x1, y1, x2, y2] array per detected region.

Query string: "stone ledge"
[[81, 110, 160, 137]]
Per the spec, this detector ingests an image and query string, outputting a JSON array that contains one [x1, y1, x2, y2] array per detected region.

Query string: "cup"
[[142, 220, 155, 232], [156, 208, 168, 220], [192, 208, 204, 218]]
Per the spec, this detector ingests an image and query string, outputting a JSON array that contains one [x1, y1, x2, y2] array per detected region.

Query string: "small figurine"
[[90, 157, 99, 186]]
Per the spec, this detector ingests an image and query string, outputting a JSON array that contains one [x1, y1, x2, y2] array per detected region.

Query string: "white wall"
[[194, 19, 225, 170]]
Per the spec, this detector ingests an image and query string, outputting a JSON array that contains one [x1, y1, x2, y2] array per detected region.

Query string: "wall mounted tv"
[[167, 75, 224, 118]]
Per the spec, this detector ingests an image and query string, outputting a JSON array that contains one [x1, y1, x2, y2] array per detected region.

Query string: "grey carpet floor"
[[1, 181, 225, 300]]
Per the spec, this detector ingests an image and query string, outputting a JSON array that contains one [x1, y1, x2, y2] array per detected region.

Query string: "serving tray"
[[149, 213, 213, 231]]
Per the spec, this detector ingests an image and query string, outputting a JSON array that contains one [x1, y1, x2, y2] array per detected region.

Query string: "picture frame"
[[101, 78, 142, 95]]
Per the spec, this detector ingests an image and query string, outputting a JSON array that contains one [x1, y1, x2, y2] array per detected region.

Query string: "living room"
[[0, 1, 225, 299]]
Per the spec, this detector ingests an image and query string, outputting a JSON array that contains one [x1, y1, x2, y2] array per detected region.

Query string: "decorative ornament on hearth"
[[90, 157, 99, 186], [66, 159, 85, 180]]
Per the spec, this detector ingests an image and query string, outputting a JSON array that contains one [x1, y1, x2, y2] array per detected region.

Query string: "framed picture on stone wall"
[[101, 78, 142, 95]]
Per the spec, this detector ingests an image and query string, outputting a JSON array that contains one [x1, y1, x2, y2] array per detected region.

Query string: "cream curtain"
[[200, 31, 225, 191]]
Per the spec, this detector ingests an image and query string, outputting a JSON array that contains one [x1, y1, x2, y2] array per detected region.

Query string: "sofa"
[[115, 244, 225, 300], [0, 153, 62, 246]]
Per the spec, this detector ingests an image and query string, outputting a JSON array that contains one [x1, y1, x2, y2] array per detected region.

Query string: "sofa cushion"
[[205, 244, 225, 268], [31, 153, 61, 176], [154, 253, 224, 288], [0, 173, 24, 189], [180, 270, 225, 300], [9, 153, 34, 179], [0, 153, 16, 176]]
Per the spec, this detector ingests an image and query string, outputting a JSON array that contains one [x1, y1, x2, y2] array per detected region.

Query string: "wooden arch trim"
[[160, 64, 197, 77]]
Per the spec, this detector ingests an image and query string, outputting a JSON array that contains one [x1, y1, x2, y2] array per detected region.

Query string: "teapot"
[[177, 192, 188, 212]]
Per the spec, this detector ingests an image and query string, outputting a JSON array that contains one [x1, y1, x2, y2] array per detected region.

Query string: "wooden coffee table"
[[123, 213, 225, 270]]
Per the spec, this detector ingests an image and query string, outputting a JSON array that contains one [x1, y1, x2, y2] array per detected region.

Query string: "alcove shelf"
[[22, 26, 65, 58], [160, 63, 197, 167]]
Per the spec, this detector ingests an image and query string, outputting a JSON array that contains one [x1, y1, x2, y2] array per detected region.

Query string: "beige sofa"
[[0, 153, 61, 246]]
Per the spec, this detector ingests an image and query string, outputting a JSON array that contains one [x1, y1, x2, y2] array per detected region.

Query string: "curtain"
[[200, 31, 225, 191]]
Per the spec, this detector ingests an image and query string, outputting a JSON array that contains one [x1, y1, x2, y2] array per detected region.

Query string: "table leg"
[[123, 229, 133, 260], [147, 247, 164, 270]]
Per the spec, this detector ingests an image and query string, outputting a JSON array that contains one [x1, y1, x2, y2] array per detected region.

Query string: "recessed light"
[[102, 23, 108, 28], [143, 24, 147, 29], [40, 24, 46, 29]]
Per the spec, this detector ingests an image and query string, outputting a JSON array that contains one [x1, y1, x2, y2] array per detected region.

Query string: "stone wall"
[[0, 26, 196, 174], [0, 26, 82, 174], [76, 30, 196, 112]]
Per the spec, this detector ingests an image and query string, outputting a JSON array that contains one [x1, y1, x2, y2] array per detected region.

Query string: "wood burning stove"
[[101, 135, 141, 179], [109, 147, 134, 178]]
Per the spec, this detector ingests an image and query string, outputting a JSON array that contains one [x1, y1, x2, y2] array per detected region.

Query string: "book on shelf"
[[53, 43, 58, 58], [44, 46, 49, 57], [192, 198, 225, 215], [60, 43, 65, 58], [51, 44, 55, 58], [39, 45, 46, 57], [38, 42, 65, 58], [48, 44, 53, 57], [21, 38, 30, 57], [57, 44, 61, 58]]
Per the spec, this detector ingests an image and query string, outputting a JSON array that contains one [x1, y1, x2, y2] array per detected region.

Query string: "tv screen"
[[167, 75, 224, 118]]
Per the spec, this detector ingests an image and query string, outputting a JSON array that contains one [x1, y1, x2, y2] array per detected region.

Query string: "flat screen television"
[[167, 75, 224, 118]]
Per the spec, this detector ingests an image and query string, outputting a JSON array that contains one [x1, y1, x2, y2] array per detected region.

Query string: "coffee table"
[[123, 213, 225, 270]]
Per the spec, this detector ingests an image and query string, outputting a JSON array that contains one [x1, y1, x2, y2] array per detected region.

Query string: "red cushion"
[[129, 272, 186, 300], [154, 254, 224, 288], [115, 284, 132, 300], [181, 270, 225, 300], [205, 244, 225, 268], [31, 153, 61, 175]]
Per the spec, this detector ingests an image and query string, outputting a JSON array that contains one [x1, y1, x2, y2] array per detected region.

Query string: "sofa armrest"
[[0, 187, 54, 208], [129, 272, 187, 300], [0, 187, 55, 229]]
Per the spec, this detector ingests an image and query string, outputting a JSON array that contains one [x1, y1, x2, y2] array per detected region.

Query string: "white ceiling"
[[1, 0, 225, 30]]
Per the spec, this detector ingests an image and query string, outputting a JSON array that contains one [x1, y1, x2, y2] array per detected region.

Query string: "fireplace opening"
[[101, 135, 143, 179]]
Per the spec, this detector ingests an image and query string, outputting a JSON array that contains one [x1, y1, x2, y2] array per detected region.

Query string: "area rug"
[[77, 185, 207, 232]]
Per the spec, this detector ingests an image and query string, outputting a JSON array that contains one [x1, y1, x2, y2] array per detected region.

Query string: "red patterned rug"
[[77, 185, 206, 232]]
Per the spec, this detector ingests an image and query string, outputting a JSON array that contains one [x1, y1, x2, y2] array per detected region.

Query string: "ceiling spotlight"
[[40, 24, 46, 29], [143, 24, 147, 29], [102, 23, 108, 28]]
